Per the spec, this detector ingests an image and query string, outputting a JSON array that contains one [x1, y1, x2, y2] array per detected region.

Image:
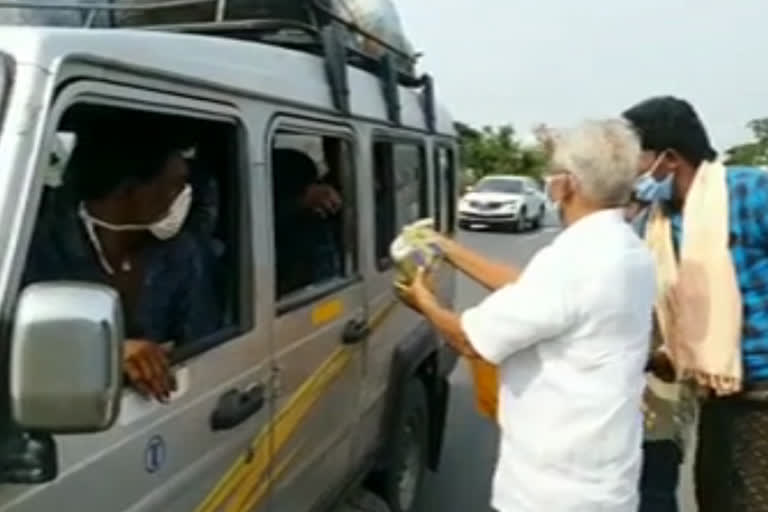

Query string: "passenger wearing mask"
[[624, 96, 768, 512], [23, 134, 220, 403], [398, 119, 655, 512]]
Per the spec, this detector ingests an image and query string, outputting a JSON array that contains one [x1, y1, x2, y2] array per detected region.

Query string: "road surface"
[[418, 225, 698, 512]]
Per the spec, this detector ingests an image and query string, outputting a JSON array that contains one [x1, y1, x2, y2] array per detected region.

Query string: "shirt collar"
[[554, 208, 626, 246]]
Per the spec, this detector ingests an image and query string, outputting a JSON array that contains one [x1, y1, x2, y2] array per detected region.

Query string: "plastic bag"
[[335, 0, 414, 61], [470, 358, 498, 421], [389, 218, 441, 285]]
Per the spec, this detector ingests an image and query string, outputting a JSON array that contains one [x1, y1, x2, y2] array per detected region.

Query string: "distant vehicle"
[[458, 175, 546, 231]]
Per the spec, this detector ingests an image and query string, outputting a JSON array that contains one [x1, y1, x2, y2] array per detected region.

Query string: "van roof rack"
[[0, 0, 437, 131]]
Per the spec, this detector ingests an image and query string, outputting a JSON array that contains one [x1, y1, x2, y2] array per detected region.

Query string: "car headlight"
[[500, 201, 519, 211], [458, 199, 471, 210]]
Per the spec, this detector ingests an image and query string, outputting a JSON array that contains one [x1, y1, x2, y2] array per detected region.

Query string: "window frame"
[[371, 133, 429, 271], [267, 117, 360, 315], [435, 142, 457, 235], [14, 81, 254, 365]]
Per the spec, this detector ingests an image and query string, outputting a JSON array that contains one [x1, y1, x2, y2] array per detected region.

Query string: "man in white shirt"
[[398, 119, 656, 512]]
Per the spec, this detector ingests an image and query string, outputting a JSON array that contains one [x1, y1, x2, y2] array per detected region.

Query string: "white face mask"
[[79, 185, 193, 273]]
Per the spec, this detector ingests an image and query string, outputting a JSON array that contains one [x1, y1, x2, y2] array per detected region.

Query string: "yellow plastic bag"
[[469, 358, 499, 421]]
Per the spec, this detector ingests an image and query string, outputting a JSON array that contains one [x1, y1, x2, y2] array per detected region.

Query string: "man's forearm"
[[441, 238, 520, 291], [421, 298, 481, 359]]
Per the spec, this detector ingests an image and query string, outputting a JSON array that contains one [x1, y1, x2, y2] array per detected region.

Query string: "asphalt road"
[[418, 224, 699, 512]]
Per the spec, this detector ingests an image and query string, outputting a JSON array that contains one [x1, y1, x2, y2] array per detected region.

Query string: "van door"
[[356, 135, 430, 459], [0, 80, 273, 512], [266, 122, 365, 511]]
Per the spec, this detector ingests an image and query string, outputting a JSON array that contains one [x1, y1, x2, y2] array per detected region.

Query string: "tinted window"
[[373, 140, 427, 268], [272, 132, 356, 299]]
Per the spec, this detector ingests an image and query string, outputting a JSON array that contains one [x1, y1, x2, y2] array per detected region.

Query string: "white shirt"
[[462, 209, 656, 512]]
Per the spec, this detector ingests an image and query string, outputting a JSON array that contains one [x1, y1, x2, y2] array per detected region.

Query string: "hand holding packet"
[[389, 218, 442, 286]]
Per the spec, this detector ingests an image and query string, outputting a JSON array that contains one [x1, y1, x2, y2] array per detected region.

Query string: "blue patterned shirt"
[[637, 166, 768, 383], [22, 191, 221, 344]]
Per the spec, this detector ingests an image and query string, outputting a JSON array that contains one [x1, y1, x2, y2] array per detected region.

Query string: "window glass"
[[20, 103, 248, 401], [272, 131, 355, 299], [373, 140, 427, 267]]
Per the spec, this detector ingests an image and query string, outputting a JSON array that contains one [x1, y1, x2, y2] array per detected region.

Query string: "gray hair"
[[551, 118, 641, 206]]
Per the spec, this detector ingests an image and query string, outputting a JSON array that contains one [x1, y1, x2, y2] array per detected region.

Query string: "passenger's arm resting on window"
[[440, 237, 520, 291], [460, 259, 573, 365]]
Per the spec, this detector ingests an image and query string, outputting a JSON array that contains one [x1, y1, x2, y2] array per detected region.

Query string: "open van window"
[[20, 103, 251, 397], [373, 139, 427, 269], [272, 131, 356, 301]]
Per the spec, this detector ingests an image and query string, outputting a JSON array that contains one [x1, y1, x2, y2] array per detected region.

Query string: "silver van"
[[0, 2, 458, 511]]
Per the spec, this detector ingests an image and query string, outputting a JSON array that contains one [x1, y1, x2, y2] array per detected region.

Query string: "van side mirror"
[[10, 282, 123, 433]]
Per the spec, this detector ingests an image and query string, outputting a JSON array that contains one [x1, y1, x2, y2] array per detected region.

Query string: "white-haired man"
[[398, 119, 656, 512]]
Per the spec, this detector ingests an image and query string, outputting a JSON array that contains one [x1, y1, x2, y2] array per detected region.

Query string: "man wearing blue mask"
[[624, 96, 768, 512]]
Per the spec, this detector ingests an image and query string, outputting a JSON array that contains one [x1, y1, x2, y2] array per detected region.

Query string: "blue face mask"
[[634, 153, 674, 203]]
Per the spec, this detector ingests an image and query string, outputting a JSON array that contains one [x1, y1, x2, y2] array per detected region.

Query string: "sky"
[[393, 0, 768, 150]]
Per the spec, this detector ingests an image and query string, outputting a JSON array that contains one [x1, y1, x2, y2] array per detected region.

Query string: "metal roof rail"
[[0, 0, 437, 129], [0, 0, 220, 28]]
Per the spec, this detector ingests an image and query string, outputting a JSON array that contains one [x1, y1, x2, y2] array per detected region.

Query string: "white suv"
[[458, 175, 546, 231]]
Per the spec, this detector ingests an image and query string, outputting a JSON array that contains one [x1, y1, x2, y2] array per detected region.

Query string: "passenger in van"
[[272, 148, 343, 295], [23, 134, 221, 402]]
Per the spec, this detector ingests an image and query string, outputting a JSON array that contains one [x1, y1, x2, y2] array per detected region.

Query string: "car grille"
[[469, 201, 503, 210]]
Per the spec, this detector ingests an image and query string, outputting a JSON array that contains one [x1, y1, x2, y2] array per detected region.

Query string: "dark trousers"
[[640, 440, 681, 512], [696, 396, 768, 512]]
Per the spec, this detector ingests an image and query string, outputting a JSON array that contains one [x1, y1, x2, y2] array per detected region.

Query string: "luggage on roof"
[[0, 0, 415, 73]]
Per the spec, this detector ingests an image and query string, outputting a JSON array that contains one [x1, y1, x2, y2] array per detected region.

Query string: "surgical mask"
[[634, 153, 674, 203], [79, 185, 193, 273]]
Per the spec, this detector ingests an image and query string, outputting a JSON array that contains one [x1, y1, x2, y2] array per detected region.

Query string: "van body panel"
[[0, 26, 458, 512]]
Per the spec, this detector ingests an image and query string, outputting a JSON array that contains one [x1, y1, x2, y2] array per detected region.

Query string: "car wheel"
[[375, 379, 429, 512], [533, 206, 545, 230], [516, 209, 527, 232], [458, 221, 471, 231]]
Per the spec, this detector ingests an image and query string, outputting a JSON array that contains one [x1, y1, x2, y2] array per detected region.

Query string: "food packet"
[[389, 218, 441, 285]]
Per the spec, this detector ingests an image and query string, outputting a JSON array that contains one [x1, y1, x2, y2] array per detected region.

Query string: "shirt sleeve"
[[460, 247, 574, 365]]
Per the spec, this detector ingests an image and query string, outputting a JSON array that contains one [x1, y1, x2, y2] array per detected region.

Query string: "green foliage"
[[725, 118, 768, 166], [454, 122, 548, 184]]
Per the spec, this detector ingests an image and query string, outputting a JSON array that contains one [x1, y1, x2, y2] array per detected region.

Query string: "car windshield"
[[474, 178, 523, 194]]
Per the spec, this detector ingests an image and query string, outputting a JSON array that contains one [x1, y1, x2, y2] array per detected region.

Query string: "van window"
[[20, 103, 251, 381], [373, 140, 427, 268], [272, 131, 356, 300], [436, 145, 456, 234]]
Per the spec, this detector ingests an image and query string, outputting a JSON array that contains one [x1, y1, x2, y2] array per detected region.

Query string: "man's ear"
[[664, 149, 685, 172]]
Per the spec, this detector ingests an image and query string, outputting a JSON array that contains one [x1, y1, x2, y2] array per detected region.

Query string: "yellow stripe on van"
[[232, 443, 302, 512], [195, 299, 401, 512], [195, 348, 353, 512], [311, 298, 344, 326]]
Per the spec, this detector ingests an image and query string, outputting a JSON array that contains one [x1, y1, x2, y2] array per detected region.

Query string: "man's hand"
[[395, 267, 437, 313], [300, 184, 342, 218], [123, 340, 175, 402]]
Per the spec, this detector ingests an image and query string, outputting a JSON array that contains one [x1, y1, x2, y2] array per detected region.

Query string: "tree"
[[725, 118, 768, 166], [454, 121, 547, 183]]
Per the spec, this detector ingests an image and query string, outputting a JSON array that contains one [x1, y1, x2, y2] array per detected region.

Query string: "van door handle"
[[210, 384, 265, 431], [342, 318, 370, 345]]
